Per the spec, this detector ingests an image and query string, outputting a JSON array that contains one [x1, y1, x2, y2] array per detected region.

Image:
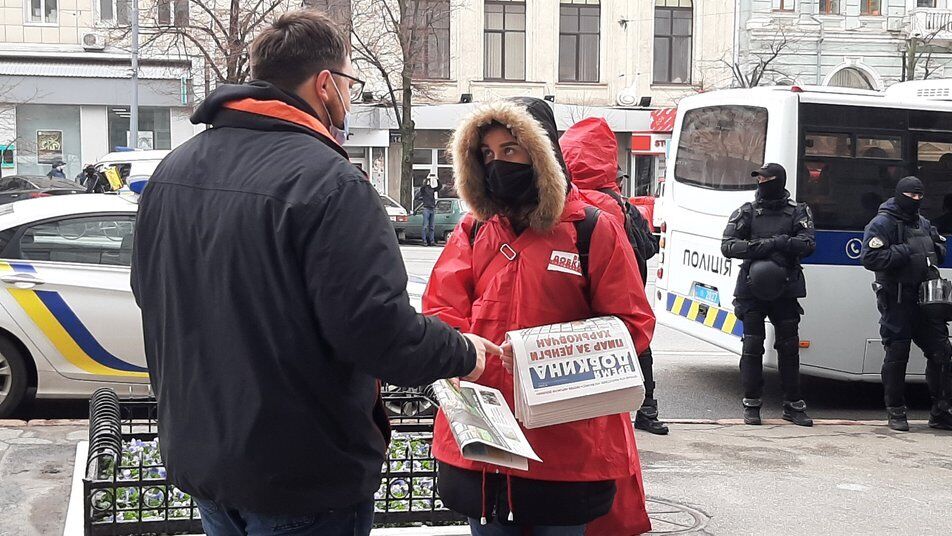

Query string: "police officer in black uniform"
[[722, 163, 816, 426], [861, 176, 952, 432]]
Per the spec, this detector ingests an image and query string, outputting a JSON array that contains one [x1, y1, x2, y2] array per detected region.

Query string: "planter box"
[[80, 389, 463, 535]]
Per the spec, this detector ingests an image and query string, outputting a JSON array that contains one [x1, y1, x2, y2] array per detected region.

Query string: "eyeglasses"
[[329, 70, 366, 103]]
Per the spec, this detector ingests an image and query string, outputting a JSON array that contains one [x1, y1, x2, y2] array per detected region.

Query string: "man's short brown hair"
[[251, 10, 349, 91]]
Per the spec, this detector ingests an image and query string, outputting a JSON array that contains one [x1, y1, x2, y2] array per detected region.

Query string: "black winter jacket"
[[861, 198, 947, 294], [131, 81, 476, 515]]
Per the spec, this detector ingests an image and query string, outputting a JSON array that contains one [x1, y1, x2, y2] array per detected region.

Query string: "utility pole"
[[130, 0, 140, 150]]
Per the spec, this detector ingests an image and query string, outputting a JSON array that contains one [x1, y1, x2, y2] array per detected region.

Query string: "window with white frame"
[[100, 0, 131, 25], [917, 0, 937, 7], [861, 0, 881, 15], [653, 0, 693, 85], [484, 0, 526, 81], [158, 0, 189, 26], [819, 0, 840, 14], [25, 0, 58, 24], [559, 0, 600, 83]]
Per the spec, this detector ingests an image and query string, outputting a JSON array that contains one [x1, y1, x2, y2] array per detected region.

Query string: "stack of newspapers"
[[507, 316, 645, 429]]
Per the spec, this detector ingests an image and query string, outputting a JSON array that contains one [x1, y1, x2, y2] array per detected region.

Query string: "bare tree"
[[107, 0, 304, 88], [724, 29, 798, 88], [904, 23, 952, 81], [350, 0, 453, 208]]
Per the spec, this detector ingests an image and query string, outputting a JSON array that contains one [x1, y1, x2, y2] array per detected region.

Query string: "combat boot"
[[886, 406, 909, 432], [782, 400, 814, 427], [634, 398, 669, 435], [743, 398, 762, 425], [928, 401, 952, 431]]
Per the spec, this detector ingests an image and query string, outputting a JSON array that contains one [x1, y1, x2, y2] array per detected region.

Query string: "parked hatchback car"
[[0, 175, 85, 205], [380, 194, 408, 224], [394, 198, 469, 244]]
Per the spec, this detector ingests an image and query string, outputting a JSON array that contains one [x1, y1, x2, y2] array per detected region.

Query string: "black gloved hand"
[[773, 235, 791, 252]]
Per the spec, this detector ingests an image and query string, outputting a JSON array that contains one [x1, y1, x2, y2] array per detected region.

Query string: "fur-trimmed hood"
[[450, 97, 570, 231]]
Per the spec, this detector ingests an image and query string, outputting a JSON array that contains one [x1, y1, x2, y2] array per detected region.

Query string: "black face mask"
[[895, 193, 921, 215], [757, 177, 785, 200], [485, 160, 538, 205]]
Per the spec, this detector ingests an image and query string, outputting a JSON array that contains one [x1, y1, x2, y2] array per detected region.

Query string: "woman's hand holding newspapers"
[[461, 334, 503, 382]]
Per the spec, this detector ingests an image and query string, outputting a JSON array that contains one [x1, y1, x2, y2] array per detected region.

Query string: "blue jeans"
[[195, 498, 373, 536], [422, 207, 436, 244], [467, 518, 585, 536]]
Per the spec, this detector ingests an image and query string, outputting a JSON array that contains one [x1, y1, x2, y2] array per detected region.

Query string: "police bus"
[[654, 81, 952, 381]]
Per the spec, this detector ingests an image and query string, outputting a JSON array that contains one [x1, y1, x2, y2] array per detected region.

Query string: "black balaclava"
[[751, 163, 787, 200], [895, 176, 925, 215]]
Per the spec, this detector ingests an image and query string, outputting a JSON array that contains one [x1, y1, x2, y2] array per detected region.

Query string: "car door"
[[434, 200, 454, 238], [0, 213, 147, 384]]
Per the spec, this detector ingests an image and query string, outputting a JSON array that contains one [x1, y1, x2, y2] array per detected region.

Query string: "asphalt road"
[[17, 245, 933, 422]]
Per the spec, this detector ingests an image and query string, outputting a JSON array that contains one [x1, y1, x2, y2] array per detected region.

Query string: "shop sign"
[[36, 130, 63, 164]]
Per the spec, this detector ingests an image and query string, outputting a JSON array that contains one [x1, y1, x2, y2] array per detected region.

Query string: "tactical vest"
[[894, 218, 938, 286], [738, 198, 807, 300], [749, 200, 797, 241]]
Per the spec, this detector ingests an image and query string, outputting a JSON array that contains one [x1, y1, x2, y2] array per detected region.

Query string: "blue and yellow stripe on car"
[[0, 261, 148, 378], [665, 292, 743, 337]]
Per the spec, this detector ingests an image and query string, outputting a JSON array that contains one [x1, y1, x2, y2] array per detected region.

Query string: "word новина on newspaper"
[[507, 316, 646, 429], [430, 380, 542, 471]]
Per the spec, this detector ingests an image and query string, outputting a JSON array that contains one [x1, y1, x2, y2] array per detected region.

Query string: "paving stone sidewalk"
[[2, 420, 951, 535]]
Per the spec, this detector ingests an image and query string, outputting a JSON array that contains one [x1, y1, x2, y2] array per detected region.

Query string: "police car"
[[0, 194, 149, 417]]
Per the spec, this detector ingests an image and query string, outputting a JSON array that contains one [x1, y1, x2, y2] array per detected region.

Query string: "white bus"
[[654, 82, 952, 382]]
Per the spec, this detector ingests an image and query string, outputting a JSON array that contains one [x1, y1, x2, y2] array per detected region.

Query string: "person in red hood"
[[423, 98, 654, 536], [560, 117, 669, 436]]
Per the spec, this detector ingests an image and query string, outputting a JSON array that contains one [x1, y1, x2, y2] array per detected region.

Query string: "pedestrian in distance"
[[559, 117, 668, 435], [721, 163, 816, 427], [419, 173, 443, 246], [47, 160, 66, 180], [131, 10, 501, 536], [860, 176, 952, 432], [424, 98, 655, 536]]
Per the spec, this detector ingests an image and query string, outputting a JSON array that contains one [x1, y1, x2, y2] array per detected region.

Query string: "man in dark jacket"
[[418, 174, 442, 245], [131, 11, 497, 536], [721, 163, 816, 427], [861, 176, 952, 432]]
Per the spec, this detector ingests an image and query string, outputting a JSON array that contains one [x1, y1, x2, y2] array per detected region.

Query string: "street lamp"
[[130, 0, 139, 150]]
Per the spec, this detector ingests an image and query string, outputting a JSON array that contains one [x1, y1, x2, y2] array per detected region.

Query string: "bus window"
[[799, 132, 905, 231], [673, 106, 767, 190], [805, 133, 852, 158], [916, 140, 952, 234], [858, 136, 902, 160]]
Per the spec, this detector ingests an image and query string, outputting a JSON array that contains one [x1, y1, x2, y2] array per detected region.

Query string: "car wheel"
[[0, 338, 30, 418], [442, 230, 452, 243], [396, 230, 406, 243]]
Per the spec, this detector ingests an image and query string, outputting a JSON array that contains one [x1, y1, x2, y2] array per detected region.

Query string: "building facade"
[[0, 0, 195, 178], [336, 0, 737, 203], [738, 0, 952, 91]]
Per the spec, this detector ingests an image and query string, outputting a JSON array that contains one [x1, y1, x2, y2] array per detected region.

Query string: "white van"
[[95, 150, 171, 180]]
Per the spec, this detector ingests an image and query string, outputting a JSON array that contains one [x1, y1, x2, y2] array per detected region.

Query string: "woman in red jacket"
[[560, 117, 669, 436], [423, 97, 654, 536]]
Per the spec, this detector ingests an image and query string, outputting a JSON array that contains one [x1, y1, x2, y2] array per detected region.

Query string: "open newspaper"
[[430, 380, 541, 471], [507, 316, 646, 429]]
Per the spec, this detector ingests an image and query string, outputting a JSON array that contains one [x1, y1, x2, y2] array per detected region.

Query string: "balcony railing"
[[908, 8, 952, 40]]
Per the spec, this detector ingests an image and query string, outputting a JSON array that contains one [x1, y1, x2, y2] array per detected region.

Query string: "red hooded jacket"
[[423, 100, 653, 533], [559, 117, 627, 225]]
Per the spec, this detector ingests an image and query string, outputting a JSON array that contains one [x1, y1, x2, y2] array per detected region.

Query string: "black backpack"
[[597, 188, 658, 263], [469, 206, 602, 278]]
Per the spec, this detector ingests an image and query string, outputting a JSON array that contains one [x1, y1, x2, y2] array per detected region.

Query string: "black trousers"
[[735, 297, 803, 401], [877, 289, 952, 408]]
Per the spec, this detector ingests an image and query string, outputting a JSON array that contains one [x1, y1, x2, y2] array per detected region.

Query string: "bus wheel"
[[0, 338, 29, 418]]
